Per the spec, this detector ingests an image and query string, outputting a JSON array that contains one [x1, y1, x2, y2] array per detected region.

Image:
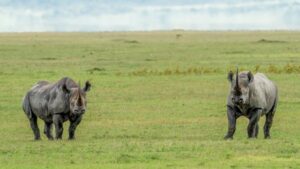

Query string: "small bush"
[[129, 67, 219, 76], [87, 67, 106, 74]]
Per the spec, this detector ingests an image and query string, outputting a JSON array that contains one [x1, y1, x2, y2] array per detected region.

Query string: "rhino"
[[22, 77, 91, 140], [224, 69, 278, 139]]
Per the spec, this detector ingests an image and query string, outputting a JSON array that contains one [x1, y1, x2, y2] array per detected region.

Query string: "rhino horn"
[[234, 67, 241, 94]]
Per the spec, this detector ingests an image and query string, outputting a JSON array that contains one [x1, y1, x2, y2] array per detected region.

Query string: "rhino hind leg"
[[29, 114, 40, 140], [264, 99, 277, 139], [264, 114, 273, 139], [44, 122, 54, 140]]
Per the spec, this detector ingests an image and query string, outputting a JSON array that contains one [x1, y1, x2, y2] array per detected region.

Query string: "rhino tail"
[[22, 92, 33, 119]]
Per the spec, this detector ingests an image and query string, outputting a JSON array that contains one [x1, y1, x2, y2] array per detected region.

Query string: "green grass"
[[1, 31, 300, 168]]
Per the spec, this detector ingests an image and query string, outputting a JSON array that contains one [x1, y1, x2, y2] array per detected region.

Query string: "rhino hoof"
[[224, 135, 233, 140], [48, 137, 54, 141]]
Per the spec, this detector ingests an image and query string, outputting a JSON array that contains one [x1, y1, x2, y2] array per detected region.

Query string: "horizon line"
[[1, 29, 300, 33]]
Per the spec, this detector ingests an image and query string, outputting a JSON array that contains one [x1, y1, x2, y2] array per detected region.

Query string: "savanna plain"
[[0, 31, 300, 169]]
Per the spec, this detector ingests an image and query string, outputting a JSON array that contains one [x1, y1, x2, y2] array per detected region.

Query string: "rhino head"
[[228, 68, 254, 106], [62, 81, 91, 115]]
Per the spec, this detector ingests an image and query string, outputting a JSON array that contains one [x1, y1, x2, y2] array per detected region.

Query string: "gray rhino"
[[224, 69, 278, 139], [22, 77, 91, 140]]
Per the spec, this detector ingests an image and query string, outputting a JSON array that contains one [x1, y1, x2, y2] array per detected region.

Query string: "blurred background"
[[0, 0, 300, 32]]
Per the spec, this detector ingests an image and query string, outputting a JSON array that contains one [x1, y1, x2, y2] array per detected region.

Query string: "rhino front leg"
[[254, 124, 259, 138], [224, 106, 237, 140], [247, 109, 262, 138], [68, 116, 82, 140], [53, 114, 64, 139], [44, 122, 54, 140]]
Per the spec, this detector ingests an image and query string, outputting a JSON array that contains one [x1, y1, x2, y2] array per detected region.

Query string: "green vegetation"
[[0, 31, 300, 168]]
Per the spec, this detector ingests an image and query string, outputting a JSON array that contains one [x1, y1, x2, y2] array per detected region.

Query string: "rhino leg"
[[224, 106, 237, 140], [44, 122, 54, 140], [29, 114, 40, 140], [264, 99, 277, 139], [53, 114, 64, 139], [254, 124, 259, 138], [68, 115, 82, 140], [264, 112, 275, 139], [247, 109, 262, 138]]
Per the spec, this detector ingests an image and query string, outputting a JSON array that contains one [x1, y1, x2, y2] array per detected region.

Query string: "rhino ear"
[[83, 81, 91, 92], [227, 71, 234, 82], [248, 71, 254, 83], [62, 84, 70, 93]]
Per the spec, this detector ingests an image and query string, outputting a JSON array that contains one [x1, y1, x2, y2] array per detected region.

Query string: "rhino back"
[[28, 82, 53, 121], [249, 73, 277, 113]]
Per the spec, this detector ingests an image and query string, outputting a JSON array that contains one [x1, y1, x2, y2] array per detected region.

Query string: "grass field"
[[1, 31, 300, 169]]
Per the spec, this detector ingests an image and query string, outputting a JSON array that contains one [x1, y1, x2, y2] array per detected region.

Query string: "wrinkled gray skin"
[[22, 77, 91, 140], [224, 70, 278, 140]]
